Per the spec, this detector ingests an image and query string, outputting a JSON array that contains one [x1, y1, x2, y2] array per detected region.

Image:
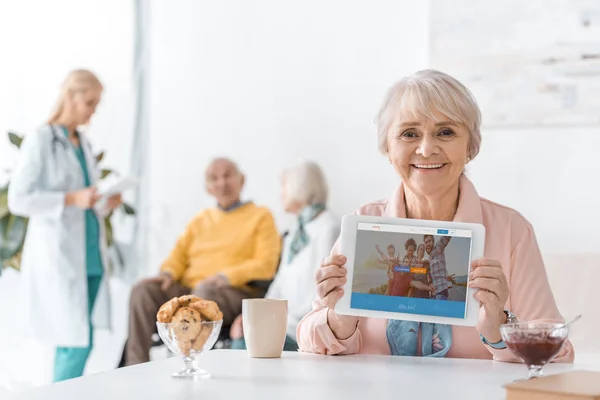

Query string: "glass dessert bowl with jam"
[[500, 322, 569, 380]]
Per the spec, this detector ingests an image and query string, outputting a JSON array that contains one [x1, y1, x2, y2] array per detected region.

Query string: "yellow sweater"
[[160, 203, 282, 288]]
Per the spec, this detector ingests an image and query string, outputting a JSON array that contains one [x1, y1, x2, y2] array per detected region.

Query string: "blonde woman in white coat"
[[230, 161, 340, 350], [8, 70, 121, 382]]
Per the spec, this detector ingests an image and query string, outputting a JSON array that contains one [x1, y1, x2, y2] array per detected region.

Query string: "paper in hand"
[[97, 176, 138, 199]]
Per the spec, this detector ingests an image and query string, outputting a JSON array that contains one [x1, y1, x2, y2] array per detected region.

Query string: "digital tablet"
[[335, 215, 485, 326]]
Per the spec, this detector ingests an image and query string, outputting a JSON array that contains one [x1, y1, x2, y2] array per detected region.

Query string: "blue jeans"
[[54, 275, 102, 382], [387, 320, 452, 357], [231, 335, 298, 352]]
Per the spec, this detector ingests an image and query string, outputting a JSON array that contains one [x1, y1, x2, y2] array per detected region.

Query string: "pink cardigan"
[[296, 176, 574, 362]]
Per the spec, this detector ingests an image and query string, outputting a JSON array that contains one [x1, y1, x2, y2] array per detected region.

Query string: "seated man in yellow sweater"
[[124, 158, 281, 365]]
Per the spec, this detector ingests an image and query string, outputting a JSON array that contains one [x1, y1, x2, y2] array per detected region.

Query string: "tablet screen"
[[350, 222, 472, 319]]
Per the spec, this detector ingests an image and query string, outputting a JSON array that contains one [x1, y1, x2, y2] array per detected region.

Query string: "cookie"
[[188, 299, 223, 322], [192, 324, 214, 351], [171, 307, 203, 341], [177, 294, 200, 307], [156, 297, 180, 323]]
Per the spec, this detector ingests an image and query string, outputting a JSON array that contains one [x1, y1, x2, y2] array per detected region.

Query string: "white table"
[[11, 350, 600, 400]]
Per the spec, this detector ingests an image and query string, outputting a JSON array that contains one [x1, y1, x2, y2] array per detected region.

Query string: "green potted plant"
[[0, 131, 136, 275]]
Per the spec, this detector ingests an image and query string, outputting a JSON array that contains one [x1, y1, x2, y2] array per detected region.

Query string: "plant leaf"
[[101, 169, 112, 179], [4, 214, 15, 240], [95, 152, 105, 163], [3, 252, 22, 272], [112, 241, 124, 266], [122, 202, 136, 215], [0, 214, 27, 262], [104, 217, 114, 247], [0, 185, 9, 218], [8, 132, 23, 148]]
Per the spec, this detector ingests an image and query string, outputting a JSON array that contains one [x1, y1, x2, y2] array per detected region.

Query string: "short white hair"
[[376, 69, 482, 160], [282, 161, 328, 206]]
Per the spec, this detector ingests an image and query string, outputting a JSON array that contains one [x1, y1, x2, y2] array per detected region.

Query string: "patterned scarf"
[[286, 203, 326, 264], [387, 320, 452, 357]]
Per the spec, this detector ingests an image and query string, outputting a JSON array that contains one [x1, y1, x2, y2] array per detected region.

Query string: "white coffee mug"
[[242, 299, 288, 358]]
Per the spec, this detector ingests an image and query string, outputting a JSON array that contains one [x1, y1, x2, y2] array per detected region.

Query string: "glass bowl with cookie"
[[156, 295, 223, 378]]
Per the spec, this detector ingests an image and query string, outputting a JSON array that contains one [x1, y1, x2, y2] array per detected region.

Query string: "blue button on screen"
[[394, 265, 411, 273], [437, 229, 448, 234]]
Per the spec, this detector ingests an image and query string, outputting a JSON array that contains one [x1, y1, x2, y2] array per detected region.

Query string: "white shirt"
[[266, 210, 340, 341]]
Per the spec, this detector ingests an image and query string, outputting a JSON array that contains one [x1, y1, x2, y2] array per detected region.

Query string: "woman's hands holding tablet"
[[469, 258, 510, 343], [316, 254, 359, 339]]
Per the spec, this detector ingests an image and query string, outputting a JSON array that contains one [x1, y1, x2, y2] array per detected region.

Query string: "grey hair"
[[376, 69, 482, 160], [282, 160, 328, 206]]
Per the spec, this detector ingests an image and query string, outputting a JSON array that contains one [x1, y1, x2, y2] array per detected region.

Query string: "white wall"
[[468, 125, 600, 254], [147, 0, 430, 271], [0, 0, 134, 183]]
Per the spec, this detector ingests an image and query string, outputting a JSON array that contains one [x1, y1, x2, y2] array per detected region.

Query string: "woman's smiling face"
[[386, 108, 470, 197]]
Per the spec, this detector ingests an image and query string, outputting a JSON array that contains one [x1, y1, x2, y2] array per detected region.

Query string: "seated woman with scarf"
[[230, 160, 340, 351]]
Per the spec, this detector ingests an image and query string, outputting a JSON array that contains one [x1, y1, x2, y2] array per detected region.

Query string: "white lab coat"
[[8, 125, 111, 347]]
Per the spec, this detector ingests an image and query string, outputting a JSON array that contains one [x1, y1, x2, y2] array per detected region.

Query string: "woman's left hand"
[[106, 194, 122, 211], [469, 258, 509, 343]]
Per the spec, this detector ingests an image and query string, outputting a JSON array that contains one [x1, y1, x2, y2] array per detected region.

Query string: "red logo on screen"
[[372, 225, 380, 229]]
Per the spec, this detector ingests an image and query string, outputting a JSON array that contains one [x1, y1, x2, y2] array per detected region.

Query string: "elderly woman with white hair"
[[297, 70, 574, 362], [230, 161, 340, 351]]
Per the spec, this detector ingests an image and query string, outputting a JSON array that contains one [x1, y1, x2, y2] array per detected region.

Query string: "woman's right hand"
[[66, 187, 100, 209], [316, 254, 359, 339]]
